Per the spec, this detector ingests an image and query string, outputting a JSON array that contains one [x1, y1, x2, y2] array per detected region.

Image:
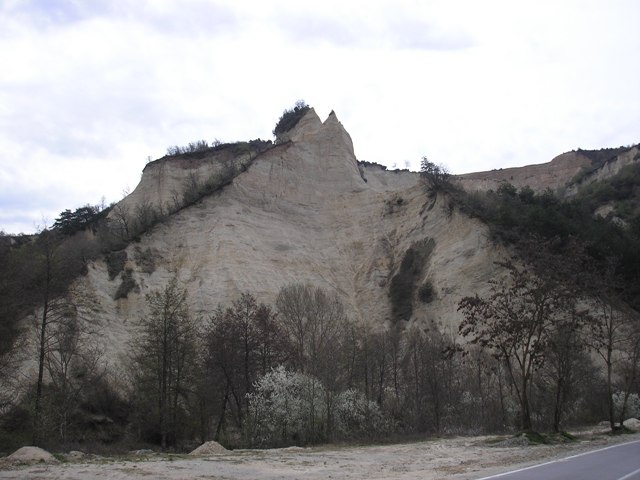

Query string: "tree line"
[[1, 219, 639, 452]]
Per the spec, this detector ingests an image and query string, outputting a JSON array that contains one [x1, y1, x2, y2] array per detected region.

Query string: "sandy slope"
[[2, 431, 638, 480]]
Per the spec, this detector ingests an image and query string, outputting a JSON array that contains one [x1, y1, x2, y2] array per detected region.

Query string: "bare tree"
[[111, 203, 132, 242], [43, 305, 104, 442], [0, 235, 26, 413], [134, 198, 158, 234], [275, 284, 351, 438], [541, 309, 590, 432], [203, 293, 287, 439], [22, 229, 86, 444], [399, 324, 457, 434], [458, 261, 571, 431], [275, 284, 348, 377], [616, 312, 640, 425], [583, 260, 635, 430], [129, 276, 196, 449]]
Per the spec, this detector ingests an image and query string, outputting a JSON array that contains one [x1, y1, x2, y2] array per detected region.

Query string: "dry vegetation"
[[1, 428, 638, 480]]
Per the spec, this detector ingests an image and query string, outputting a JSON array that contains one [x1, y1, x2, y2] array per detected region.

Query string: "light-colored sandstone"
[[57, 111, 638, 367], [189, 440, 227, 455], [69, 110, 506, 364], [456, 150, 591, 194], [6, 446, 58, 464]]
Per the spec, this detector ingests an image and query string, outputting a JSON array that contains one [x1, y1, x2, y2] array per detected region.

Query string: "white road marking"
[[474, 439, 640, 480], [617, 466, 640, 480]]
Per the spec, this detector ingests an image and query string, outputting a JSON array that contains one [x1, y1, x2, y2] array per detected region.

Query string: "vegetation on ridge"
[[570, 145, 635, 184], [272, 100, 310, 140], [164, 138, 272, 159], [447, 175, 640, 310]]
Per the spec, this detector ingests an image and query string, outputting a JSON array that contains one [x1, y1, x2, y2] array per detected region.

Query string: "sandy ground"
[[1, 430, 638, 480]]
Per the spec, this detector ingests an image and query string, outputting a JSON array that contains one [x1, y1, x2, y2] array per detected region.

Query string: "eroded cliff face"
[[77, 109, 505, 361], [456, 145, 639, 196], [456, 151, 592, 194]]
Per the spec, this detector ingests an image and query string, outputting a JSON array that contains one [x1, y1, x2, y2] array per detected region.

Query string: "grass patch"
[[483, 436, 509, 445], [609, 425, 634, 436], [522, 430, 549, 444], [52, 453, 67, 462]]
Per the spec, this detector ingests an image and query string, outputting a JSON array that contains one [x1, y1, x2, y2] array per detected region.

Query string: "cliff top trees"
[[420, 157, 451, 194], [273, 100, 310, 140], [52, 205, 106, 235]]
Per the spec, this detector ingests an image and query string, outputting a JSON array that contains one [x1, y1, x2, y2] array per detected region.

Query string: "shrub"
[[0, 404, 31, 452], [133, 247, 157, 274], [334, 389, 388, 438], [614, 392, 640, 420], [418, 281, 435, 303], [105, 251, 127, 280], [273, 100, 310, 140], [166, 140, 210, 156], [114, 268, 138, 300], [384, 194, 406, 215], [181, 169, 237, 208]]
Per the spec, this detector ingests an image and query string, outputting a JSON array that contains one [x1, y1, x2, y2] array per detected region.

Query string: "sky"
[[1, 0, 639, 234]]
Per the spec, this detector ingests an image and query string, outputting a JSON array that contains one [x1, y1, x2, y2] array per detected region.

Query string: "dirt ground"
[[1, 428, 638, 480]]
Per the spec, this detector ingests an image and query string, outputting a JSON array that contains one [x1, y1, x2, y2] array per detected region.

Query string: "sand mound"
[[623, 418, 640, 431], [7, 446, 59, 464], [189, 440, 227, 455]]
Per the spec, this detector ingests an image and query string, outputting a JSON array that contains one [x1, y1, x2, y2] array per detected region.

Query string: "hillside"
[[12, 109, 638, 364], [81, 108, 503, 361], [457, 145, 639, 195], [1, 107, 638, 452]]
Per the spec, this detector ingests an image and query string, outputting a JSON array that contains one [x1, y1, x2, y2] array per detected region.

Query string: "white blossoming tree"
[[246, 366, 326, 447]]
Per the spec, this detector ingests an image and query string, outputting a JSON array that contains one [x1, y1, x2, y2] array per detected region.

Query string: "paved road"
[[476, 439, 640, 480]]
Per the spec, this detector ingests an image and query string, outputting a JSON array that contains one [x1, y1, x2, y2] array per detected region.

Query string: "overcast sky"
[[1, 0, 639, 234]]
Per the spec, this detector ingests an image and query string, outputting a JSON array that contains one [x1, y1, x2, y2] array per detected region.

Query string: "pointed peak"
[[302, 107, 322, 125], [321, 110, 355, 158], [281, 107, 355, 158], [323, 110, 342, 126], [287, 107, 323, 142], [324, 109, 341, 122]]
